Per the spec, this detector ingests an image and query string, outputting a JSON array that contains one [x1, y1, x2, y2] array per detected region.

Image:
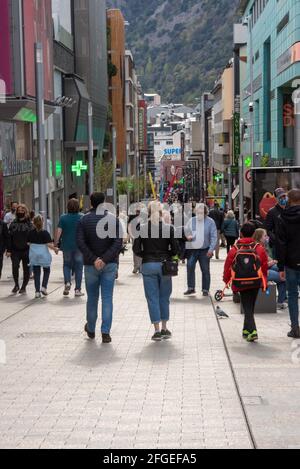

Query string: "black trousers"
[[11, 251, 30, 289], [33, 266, 50, 292], [240, 288, 259, 333], [0, 252, 3, 279], [225, 236, 237, 253]]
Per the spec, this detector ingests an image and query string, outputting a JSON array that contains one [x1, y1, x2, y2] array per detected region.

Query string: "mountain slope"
[[107, 0, 240, 104]]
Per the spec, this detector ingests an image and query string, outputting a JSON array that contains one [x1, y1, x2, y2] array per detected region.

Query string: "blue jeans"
[[268, 265, 287, 304], [141, 262, 172, 324], [187, 249, 211, 292], [286, 268, 300, 327], [63, 250, 83, 290], [85, 263, 118, 334]]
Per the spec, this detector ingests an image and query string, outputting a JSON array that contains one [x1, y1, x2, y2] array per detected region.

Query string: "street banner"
[[149, 172, 156, 199]]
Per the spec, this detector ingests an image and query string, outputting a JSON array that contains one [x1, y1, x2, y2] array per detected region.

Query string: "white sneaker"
[[75, 289, 84, 297], [277, 303, 288, 310], [35, 292, 42, 299], [41, 288, 48, 296]]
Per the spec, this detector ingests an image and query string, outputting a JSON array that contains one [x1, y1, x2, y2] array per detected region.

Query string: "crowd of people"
[[0, 186, 300, 344]]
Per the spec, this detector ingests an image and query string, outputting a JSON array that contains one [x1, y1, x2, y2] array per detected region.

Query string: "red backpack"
[[231, 242, 267, 292]]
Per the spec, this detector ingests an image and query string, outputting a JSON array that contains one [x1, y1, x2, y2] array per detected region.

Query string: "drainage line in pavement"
[[0, 285, 63, 326], [209, 294, 258, 450]]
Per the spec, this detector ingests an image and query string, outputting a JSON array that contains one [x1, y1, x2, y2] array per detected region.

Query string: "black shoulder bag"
[[162, 259, 179, 277]]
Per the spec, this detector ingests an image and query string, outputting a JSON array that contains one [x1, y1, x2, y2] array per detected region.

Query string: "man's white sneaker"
[[75, 289, 84, 297], [35, 292, 42, 299], [277, 303, 288, 310], [41, 288, 48, 296]]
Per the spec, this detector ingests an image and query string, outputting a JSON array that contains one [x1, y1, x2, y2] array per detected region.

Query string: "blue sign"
[[164, 148, 182, 156]]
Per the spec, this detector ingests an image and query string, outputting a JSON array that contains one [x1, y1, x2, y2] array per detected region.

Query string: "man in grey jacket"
[[184, 204, 218, 297]]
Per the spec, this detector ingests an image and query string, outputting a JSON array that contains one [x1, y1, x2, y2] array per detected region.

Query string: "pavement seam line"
[[208, 294, 258, 450], [0, 285, 64, 326]]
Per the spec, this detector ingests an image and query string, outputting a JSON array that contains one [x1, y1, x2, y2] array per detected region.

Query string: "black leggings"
[[0, 252, 3, 279], [12, 251, 30, 289], [240, 289, 259, 333], [33, 266, 50, 293], [226, 236, 237, 253]]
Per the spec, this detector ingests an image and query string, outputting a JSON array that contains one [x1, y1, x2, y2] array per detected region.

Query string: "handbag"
[[162, 259, 178, 277]]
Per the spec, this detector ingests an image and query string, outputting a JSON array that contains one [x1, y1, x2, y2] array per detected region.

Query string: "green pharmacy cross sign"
[[72, 161, 88, 177], [214, 173, 224, 183], [245, 156, 252, 168]]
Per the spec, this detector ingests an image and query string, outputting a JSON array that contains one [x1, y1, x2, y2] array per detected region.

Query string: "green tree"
[[94, 157, 114, 193]]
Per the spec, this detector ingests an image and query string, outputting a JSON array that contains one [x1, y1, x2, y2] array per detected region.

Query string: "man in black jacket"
[[277, 189, 300, 338], [0, 219, 9, 279], [77, 193, 123, 343], [265, 188, 288, 257]]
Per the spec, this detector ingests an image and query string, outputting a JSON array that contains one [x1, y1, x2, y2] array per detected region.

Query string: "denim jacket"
[[29, 244, 52, 268]]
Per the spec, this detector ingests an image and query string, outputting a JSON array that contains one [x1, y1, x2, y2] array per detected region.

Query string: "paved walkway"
[[211, 259, 300, 450], [0, 250, 253, 449]]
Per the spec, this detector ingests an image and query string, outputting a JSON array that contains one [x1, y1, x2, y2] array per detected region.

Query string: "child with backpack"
[[223, 223, 268, 342]]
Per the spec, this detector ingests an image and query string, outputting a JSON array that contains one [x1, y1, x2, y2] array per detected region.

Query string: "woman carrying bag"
[[133, 202, 179, 342]]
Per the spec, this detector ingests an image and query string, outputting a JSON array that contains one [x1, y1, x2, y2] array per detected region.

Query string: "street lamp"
[[87, 102, 94, 196], [241, 13, 254, 222], [35, 43, 47, 220]]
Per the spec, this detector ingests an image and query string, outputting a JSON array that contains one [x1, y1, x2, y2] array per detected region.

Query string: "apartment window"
[[277, 13, 289, 35]]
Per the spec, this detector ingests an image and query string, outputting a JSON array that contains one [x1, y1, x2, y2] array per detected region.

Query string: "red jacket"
[[223, 238, 268, 292]]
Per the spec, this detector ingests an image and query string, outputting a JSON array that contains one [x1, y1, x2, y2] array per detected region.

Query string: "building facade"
[[125, 50, 139, 178], [64, 0, 108, 207], [239, 0, 300, 165], [0, 0, 108, 219], [0, 0, 54, 214], [211, 62, 234, 193], [107, 9, 126, 175]]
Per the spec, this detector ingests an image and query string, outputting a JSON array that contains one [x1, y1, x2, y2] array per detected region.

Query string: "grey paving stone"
[[0, 252, 253, 449]]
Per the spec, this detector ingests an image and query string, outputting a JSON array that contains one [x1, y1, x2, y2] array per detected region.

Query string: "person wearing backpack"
[[223, 223, 268, 342]]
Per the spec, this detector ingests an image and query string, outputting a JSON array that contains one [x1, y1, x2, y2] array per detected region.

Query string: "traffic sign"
[[245, 170, 252, 183]]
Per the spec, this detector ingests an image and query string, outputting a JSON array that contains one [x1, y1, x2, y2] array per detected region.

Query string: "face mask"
[[280, 199, 288, 207], [16, 212, 25, 219]]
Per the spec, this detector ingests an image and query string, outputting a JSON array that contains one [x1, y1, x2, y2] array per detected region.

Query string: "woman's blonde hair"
[[253, 228, 266, 244], [148, 201, 163, 225], [33, 215, 44, 232], [226, 210, 235, 219]]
